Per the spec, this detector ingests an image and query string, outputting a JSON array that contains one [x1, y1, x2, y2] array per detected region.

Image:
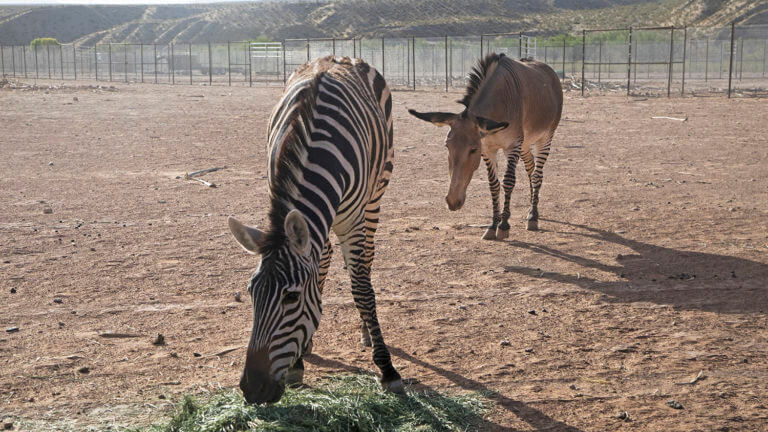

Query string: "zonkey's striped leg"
[[497, 140, 523, 240], [339, 212, 403, 393], [481, 152, 501, 240], [527, 135, 553, 231]]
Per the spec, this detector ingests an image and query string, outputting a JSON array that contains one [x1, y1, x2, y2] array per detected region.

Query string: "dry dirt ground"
[[1, 79, 767, 431]]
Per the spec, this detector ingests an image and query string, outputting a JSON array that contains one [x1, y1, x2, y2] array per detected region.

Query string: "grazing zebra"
[[227, 56, 402, 404], [409, 53, 562, 238]]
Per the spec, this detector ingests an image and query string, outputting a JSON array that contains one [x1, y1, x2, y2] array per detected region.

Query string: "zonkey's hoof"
[[526, 219, 539, 231], [482, 228, 497, 240], [495, 228, 509, 240]]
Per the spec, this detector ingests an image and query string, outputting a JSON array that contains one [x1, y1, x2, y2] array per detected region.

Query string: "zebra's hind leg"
[[284, 356, 305, 387], [527, 135, 553, 231], [496, 141, 522, 240], [481, 152, 501, 240], [339, 219, 403, 394]]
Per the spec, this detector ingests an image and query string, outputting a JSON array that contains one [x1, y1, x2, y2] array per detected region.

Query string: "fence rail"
[[2, 23, 767, 97]]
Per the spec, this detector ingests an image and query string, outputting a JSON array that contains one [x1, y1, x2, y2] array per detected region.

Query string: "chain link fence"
[[3, 23, 767, 97]]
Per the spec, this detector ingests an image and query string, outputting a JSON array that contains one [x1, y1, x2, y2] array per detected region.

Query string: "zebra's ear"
[[284, 209, 311, 257], [407, 109, 458, 127], [228, 216, 267, 255], [476, 116, 509, 136]]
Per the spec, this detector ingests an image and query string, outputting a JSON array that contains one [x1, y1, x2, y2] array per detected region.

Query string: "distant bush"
[[30, 38, 61, 48]]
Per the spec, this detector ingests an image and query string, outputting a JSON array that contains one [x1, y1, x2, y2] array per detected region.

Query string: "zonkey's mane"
[[457, 52, 506, 108]]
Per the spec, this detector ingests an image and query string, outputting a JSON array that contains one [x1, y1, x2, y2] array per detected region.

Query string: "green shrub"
[[30, 37, 62, 48]]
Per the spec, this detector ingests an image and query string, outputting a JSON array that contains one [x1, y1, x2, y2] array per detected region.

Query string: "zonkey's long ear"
[[284, 209, 311, 257], [476, 116, 509, 136], [408, 109, 458, 127], [228, 216, 267, 254]]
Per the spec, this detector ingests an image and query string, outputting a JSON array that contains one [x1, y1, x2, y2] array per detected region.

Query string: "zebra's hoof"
[[495, 228, 509, 240], [526, 219, 539, 231], [360, 334, 372, 348], [284, 367, 304, 388], [482, 228, 496, 240], [382, 378, 405, 394]]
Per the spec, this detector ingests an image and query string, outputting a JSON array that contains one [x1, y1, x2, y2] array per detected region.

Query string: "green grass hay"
[[145, 374, 490, 432]]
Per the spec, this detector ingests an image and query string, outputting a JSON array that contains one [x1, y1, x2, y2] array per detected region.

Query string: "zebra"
[[227, 56, 403, 404]]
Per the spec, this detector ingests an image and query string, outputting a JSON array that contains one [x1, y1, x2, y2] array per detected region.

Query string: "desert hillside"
[[0, 0, 765, 45]]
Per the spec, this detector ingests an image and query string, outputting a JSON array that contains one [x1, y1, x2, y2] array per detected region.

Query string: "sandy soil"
[[1, 79, 767, 431]]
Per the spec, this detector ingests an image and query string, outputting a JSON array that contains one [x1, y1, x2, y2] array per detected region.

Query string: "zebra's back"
[[266, 56, 393, 245]]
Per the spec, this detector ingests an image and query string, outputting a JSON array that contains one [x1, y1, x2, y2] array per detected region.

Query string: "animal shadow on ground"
[[307, 352, 584, 432], [504, 219, 768, 314]]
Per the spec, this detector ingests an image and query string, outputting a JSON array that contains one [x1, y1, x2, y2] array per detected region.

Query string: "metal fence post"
[[22, 45, 27, 78], [306, 38, 310, 62], [108, 43, 112, 81], [124, 43, 128, 82], [35, 44, 39, 79], [763, 39, 767, 77], [705, 38, 709, 81], [562, 37, 566, 79], [518, 33, 523, 58], [93, 45, 97, 81], [480, 35, 484, 58], [153, 44, 157, 84], [11, 45, 16, 77], [627, 27, 633, 95], [681, 27, 687, 95], [381, 37, 385, 78], [412, 36, 416, 90], [248, 41, 253, 86], [581, 30, 585, 96], [0, 45, 4, 76], [171, 43, 174, 85], [208, 42, 212, 86], [332, 37, 336, 56], [598, 39, 602, 83], [667, 28, 674, 98], [140, 44, 144, 83], [59, 44, 63, 78], [73, 45, 77, 80], [228, 41, 232, 86], [282, 40, 287, 84], [728, 22, 735, 98], [46, 44, 51, 79], [444, 35, 448, 92], [188, 43, 192, 85]]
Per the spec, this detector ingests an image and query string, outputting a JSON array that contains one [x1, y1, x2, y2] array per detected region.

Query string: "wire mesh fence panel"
[[733, 24, 768, 96], [2, 28, 767, 95], [413, 37, 447, 90], [448, 36, 480, 89], [382, 38, 410, 88], [284, 39, 310, 78], [358, 38, 383, 74]]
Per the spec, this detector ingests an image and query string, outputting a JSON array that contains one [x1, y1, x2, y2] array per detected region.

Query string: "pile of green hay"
[[146, 374, 490, 432]]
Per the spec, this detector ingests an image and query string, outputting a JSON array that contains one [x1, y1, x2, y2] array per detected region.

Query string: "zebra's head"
[[228, 209, 319, 404], [408, 109, 508, 211]]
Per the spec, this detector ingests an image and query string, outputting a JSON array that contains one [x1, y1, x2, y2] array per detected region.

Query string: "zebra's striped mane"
[[261, 72, 326, 256], [457, 52, 505, 109]]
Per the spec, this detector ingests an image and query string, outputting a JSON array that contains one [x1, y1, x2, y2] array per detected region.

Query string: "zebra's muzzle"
[[240, 367, 286, 404]]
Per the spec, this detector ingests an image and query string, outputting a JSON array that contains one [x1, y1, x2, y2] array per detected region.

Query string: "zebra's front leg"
[[496, 142, 522, 240], [284, 356, 305, 387], [304, 239, 333, 358], [481, 153, 501, 240], [340, 225, 403, 393]]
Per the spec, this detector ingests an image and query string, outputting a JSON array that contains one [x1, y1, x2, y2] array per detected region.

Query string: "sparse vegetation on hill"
[[0, 0, 765, 45]]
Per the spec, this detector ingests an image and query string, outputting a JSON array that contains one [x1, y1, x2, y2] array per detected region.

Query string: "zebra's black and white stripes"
[[228, 56, 401, 404]]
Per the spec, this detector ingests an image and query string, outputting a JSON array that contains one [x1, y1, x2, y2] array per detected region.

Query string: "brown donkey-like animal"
[[409, 53, 562, 239]]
